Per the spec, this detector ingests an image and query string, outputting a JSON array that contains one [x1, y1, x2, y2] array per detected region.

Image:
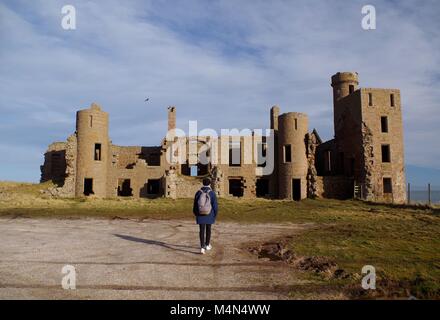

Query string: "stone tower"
[[330, 72, 406, 203], [331, 72, 362, 179], [277, 112, 308, 200], [331, 71, 359, 104], [75, 103, 109, 197]]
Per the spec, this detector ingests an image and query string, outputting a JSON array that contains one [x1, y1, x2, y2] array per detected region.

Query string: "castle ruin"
[[41, 72, 406, 203]]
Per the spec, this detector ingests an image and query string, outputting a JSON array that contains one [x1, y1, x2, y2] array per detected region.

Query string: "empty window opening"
[[390, 94, 395, 107], [349, 85, 354, 94], [147, 179, 160, 195], [51, 153, 62, 168], [324, 150, 332, 173], [198, 163, 208, 176], [83, 178, 94, 196], [184, 163, 208, 176], [292, 179, 301, 201], [229, 141, 241, 167], [94, 143, 101, 161], [381, 145, 391, 163], [89, 115, 93, 128], [383, 178, 392, 194], [181, 161, 192, 176], [381, 116, 388, 133], [294, 118, 298, 130], [284, 145, 292, 163], [117, 179, 133, 197], [256, 179, 269, 198], [229, 179, 244, 197], [368, 92, 373, 106], [49, 152, 66, 180], [257, 142, 267, 167], [146, 153, 160, 166]]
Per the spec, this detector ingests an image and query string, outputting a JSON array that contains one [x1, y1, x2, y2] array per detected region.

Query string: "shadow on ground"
[[114, 234, 200, 255]]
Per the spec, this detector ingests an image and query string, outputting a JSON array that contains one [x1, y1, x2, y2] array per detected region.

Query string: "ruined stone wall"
[[113, 146, 142, 169], [174, 175, 205, 198], [40, 142, 67, 184], [315, 176, 353, 199], [215, 135, 268, 198], [108, 145, 166, 198], [40, 134, 77, 197], [210, 166, 224, 196], [61, 134, 77, 197], [315, 139, 339, 176], [306, 131, 321, 198]]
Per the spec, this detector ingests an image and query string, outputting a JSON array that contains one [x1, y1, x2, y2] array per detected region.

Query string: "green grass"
[[1, 181, 439, 298]]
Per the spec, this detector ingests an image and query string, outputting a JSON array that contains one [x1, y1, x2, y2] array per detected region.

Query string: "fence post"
[[407, 182, 411, 204], [428, 183, 431, 205]]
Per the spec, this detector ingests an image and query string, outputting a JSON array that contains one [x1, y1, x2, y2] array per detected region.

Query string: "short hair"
[[202, 178, 211, 186]]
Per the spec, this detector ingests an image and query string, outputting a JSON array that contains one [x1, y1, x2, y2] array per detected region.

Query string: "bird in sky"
[[144, 98, 150, 102]]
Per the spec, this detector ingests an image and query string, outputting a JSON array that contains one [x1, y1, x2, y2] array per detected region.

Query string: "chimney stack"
[[168, 106, 176, 131], [270, 105, 280, 131]]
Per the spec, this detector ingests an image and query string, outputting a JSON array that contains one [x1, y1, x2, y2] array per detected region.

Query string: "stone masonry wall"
[[315, 176, 353, 199]]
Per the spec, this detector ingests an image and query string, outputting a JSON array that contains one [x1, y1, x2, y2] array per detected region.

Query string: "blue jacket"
[[193, 186, 218, 225]]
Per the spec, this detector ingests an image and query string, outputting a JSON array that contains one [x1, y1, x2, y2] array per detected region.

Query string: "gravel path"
[[0, 217, 322, 299]]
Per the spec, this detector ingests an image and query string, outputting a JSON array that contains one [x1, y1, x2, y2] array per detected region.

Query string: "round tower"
[[75, 103, 109, 197], [277, 112, 308, 200], [331, 72, 359, 103]]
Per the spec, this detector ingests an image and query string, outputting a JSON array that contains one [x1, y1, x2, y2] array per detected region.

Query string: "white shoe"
[[200, 248, 206, 255], [206, 244, 212, 251]]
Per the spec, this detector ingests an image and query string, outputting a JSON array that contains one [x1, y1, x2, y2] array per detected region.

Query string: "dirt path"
[[0, 217, 332, 299]]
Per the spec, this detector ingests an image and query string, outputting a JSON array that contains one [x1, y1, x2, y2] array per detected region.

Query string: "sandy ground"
[[0, 217, 326, 300]]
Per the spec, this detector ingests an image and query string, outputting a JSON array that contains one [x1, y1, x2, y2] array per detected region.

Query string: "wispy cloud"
[[0, 0, 439, 181]]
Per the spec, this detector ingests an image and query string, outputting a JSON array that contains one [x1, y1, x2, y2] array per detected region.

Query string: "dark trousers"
[[199, 224, 212, 248]]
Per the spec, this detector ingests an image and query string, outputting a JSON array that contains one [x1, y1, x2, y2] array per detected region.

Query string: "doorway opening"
[[117, 179, 133, 197], [83, 178, 94, 196], [256, 178, 269, 197], [292, 179, 301, 201], [147, 179, 161, 195], [229, 178, 244, 197]]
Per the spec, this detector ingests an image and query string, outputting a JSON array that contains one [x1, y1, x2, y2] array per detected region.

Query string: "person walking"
[[193, 178, 218, 254]]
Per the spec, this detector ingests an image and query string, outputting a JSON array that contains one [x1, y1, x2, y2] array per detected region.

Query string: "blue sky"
[[0, 0, 439, 185]]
